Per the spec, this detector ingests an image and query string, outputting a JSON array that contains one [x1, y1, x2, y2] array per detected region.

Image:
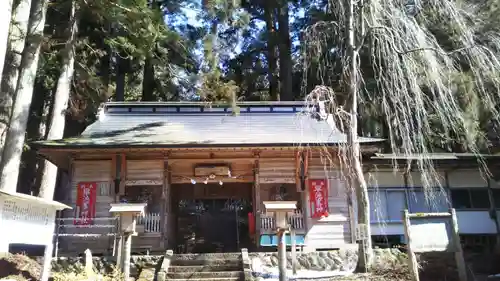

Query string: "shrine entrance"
[[172, 183, 253, 253]]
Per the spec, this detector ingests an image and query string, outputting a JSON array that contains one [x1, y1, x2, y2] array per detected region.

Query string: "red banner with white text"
[[74, 182, 97, 225], [309, 179, 329, 218]]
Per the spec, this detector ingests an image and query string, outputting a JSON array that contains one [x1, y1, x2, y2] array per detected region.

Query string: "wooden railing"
[[53, 217, 119, 256], [136, 213, 161, 233], [260, 210, 305, 232]]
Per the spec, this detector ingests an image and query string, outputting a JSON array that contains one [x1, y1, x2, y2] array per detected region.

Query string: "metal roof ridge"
[[103, 101, 306, 107], [99, 101, 311, 117]]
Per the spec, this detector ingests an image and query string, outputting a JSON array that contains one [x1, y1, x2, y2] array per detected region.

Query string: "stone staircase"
[[162, 253, 246, 281]]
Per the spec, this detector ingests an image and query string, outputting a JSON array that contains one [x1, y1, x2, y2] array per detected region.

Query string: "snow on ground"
[[252, 268, 353, 280], [250, 257, 354, 280]]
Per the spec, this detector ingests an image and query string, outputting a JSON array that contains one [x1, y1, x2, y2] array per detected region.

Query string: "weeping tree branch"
[[303, 0, 500, 268]]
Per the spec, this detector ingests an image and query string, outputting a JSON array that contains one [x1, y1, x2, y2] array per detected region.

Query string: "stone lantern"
[[263, 201, 297, 281], [109, 203, 147, 281]]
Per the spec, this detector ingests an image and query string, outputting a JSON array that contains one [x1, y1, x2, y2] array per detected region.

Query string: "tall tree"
[[344, 0, 372, 270], [264, 1, 279, 100], [198, 0, 248, 102], [0, 0, 14, 85], [38, 0, 78, 200], [0, 0, 48, 193], [304, 0, 500, 270], [142, 57, 155, 101], [141, 0, 159, 101], [0, 0, 33, 168], [277, 0, 293, 101]]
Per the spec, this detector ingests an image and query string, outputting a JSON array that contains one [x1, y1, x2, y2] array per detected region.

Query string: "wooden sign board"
[[0, 191, 70, 281], [194, 164, 230, 177], [355, 223, 369, 241], [408, 216, 454, 253], [403, 209, 467, 281]]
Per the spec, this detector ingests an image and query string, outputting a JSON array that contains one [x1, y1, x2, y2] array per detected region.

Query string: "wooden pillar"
[[113, 153, 126, 259], [109, 155, 118, 254], [290, 229, 297, 274], [302, 185, 313, 251], [450, 208, 467, 281], [40, 241, 54, 281], [444, 170, 452, 208], [160, 158, 170, 249], [486, 176, 500, 245], [403, 171, 410, 209], [116, 235, 123, 268], [64, 156, 75, 218], [54, 215, 61, 258], [119, 153, 127, 197], [111, 155, 117, 201], [122, 233, 133, 281], [301, 151, 311, 239], [402, 209, 420, 281], [347, 190, 356, 244], [295, 150, 302, 193], [277, 228, 287, 281], [254, 159, 260, 248]]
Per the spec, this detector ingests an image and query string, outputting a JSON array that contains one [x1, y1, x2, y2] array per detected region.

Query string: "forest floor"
[[0, 254, 41, 281]]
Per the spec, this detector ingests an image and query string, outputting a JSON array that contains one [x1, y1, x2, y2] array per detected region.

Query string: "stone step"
[[172, 253, 241, 261], [167, 271, 244, 279], [164, 252, 244, 281], [170, 259, 242, 267], [168, 265, 242, 273], [164, 278, 241, 281]]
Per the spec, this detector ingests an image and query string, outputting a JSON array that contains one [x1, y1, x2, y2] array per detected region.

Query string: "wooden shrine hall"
[[33, 101, 383, 254]]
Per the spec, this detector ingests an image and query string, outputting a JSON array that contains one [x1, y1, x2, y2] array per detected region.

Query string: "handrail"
[[260, 212, 305, 230], [136, 213, 161, 233]]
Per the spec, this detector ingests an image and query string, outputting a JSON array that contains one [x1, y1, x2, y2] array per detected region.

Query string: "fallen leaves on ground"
[[0, 254, 42, 281]]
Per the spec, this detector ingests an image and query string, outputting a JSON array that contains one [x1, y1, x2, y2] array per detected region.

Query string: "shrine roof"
[[32, 101, 384, 149]]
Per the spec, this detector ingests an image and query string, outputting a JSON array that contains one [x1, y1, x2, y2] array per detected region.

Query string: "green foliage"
[[35, 0, 201, 125], [196, 0, 250, 104], [198, 71, 240, 103], [28, 0, 500, 152]]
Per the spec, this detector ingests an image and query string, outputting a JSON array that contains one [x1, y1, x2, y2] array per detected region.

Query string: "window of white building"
[[450, 188, 490, 209], [492, 189, 500, 208], [368, 188, 449, 223]]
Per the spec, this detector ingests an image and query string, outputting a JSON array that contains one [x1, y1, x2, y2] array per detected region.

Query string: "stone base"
[[249, 248, 413, 274], [249, 249, 359, 272], [48, 255, 163, 276], [45, 249, 500, 280]]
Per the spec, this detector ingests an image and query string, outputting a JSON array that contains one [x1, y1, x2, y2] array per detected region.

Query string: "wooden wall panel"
[[259, 159, 295, 183], [448, 169, 488, 188], [258, 183, 302, 212], [62, 160, 113, 255], [127, 160, 163, 180], [364, 170, 405, 188], [169, 150, 254, 159], [171, 183, 252, 200], [304, 223, 351, 249], [305, 165, 352, 247], [71, 161, 113, 218], [170, 161, 254, 183]]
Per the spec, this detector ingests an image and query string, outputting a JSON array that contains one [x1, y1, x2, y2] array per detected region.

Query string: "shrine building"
[[33, 101, 383, 254]]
